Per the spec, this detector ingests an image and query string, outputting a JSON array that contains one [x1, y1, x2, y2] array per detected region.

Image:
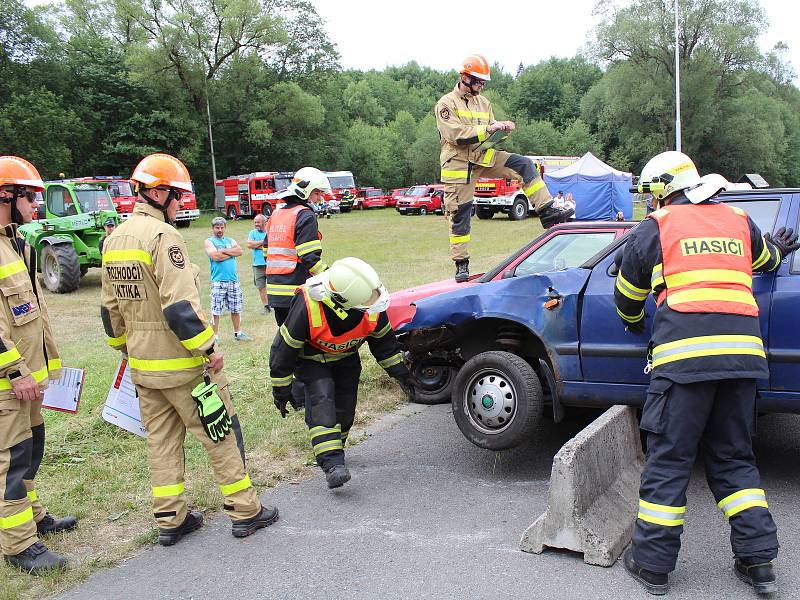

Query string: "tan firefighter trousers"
[[137, 372, 261, 529], [445, 150, 552, 261]]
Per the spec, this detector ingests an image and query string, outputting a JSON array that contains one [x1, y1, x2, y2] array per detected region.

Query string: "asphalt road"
[[56, 404, 800, 600]]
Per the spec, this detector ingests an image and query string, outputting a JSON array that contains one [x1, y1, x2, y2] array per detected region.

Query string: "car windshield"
[[328, 175, 355, 189], [109, 181, 134, 197], [514, 232, 618, 277], [406, 186, 427, 197], [75, 186, 113, 212]]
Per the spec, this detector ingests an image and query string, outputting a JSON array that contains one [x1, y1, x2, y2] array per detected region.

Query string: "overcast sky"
[[312, 0, 800, 79]]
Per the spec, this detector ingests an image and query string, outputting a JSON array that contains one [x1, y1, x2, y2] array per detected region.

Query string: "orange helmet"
[[130, 153, 192, 193], [0, 156, 44, 191], [460, 54, 491, 81]]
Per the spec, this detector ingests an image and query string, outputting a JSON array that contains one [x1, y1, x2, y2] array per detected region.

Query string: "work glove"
[[394, 373, 416, 402], [765, 227, 800, 258], [191, 376, 232, 443], [273, 385, 293, 418], [622, 317, 646, 335]]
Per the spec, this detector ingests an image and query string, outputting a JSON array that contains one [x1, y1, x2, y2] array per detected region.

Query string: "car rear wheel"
[[476, 207, 494, 220], [509, 197, 528, 221], [409, 361, 457, 405], [419, 206, 428, 216], [452, 351, 542, 450]]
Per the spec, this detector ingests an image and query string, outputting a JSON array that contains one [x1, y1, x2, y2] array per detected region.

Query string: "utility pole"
[[674, 0, 682, 152], [205, 78, 217, 184]]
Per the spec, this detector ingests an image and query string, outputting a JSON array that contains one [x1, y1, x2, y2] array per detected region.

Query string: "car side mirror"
[[502, 269, 514, 279]]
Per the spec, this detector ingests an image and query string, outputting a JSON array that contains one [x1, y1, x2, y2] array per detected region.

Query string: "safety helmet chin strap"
[[140, 187, 179, 222], [1, 186, 30, 225], [462, 75, 483, 96]]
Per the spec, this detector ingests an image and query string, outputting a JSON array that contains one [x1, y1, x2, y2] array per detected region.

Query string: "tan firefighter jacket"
[[435, 84, 499, 183], [0, 224, 61, 410], [100, 203, 216, 388]]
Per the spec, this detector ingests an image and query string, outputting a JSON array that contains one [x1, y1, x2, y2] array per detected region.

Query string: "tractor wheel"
[[80, 265, 89, 277], [40, 244, 81, 293]]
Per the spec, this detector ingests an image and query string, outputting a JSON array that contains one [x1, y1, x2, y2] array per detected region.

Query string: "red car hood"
[[388, 276, 481, 329]]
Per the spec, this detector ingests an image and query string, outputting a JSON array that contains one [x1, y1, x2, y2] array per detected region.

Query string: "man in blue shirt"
[[245, 214, 270, 314], [204, 217, 251, 341]]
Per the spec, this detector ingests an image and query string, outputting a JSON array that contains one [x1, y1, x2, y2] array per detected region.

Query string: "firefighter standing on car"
[[0, 156, 77, 575], [268, 257, 413, 489], [264, 166, 328, 327], [435, 54, 574, 283], [100, 153, 278, 546], [615, 151, 800, 596]]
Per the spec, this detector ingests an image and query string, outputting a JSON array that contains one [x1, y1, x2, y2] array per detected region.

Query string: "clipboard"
[[102, 358, 147, 438], [42, 367, 85, 414]]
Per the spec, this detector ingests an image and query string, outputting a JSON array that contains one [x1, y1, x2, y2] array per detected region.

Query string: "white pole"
[[674, 0, 682, 152]]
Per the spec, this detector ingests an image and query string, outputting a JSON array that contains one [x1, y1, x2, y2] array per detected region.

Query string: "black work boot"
[[231, 505, 279, 538], [454, 259, 470, 283], [325, 465, 351, 489], [5, 541, 67, 575], [37, 513, 78, 535], [537, 204, 574, 229], [623, 548, 669, 595], [735, 558, 777, 594], [158, 510, 203, 546]]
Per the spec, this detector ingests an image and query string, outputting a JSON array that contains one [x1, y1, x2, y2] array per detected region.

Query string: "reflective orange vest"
[[301, 286, 379, 354], [648, 203, 757, 316], [265, 204, 305, 275]]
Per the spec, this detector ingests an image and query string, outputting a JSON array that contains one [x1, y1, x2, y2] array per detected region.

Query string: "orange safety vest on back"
[[266, 204, 306, 275], [648, 203, 758, 316], [301, 286, 379, 354]]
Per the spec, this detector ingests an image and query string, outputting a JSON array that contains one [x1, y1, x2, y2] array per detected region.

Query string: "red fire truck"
[[214, 171, 294, 219], [73, 176, 200, 227], [472, 155, 578, 220]]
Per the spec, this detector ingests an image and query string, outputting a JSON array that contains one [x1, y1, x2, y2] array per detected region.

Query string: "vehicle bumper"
[[176, 209, 200, 221]]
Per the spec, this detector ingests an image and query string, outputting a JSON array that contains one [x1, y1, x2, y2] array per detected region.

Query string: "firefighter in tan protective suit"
[[0, 156, 76, 575], [100, 153, 278, 546], [436, 54, 574, 282]]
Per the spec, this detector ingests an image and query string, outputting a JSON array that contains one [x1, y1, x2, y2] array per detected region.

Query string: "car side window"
[[793, 211, 800, 273], [514, 232, 616, 277]]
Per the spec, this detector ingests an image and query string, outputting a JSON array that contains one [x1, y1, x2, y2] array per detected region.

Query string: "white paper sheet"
[[102, 358, 147, 438], [42, 367, 84, 414]]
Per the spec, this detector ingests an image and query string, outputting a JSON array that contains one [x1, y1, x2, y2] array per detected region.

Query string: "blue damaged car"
[[398, 190, 800, 450]]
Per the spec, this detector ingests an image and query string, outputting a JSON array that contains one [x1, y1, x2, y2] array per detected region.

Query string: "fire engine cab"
[[472, 155, 578, 221], [215, 171, 294, 219]]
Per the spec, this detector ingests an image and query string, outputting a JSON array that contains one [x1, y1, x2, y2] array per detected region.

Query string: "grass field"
[[0, 206, 562, 599]]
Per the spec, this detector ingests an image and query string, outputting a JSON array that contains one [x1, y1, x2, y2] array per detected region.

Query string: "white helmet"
[[638, 151, 702, 202], [286, 166, 331, 201], [306, 257, 390, 313]]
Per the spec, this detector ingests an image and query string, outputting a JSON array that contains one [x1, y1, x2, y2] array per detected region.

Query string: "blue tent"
[[543, 152, 633, 221]]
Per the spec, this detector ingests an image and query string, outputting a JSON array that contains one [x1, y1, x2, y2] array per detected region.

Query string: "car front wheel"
[[452, 351, 542, 450]]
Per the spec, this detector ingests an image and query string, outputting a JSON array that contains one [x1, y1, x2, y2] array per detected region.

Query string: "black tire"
[[476, 207, 494, 220], [419, 206, 428, 216], [227, 205, 238, 220], [79, 265, 89, 277], [409, 362, 457, 405], [509, 197, 528, 221], [340, 207, 351, 213], [261, 203, 272, 217], [452, 351, 543, 450], [40, 244, 81, 293], [176, 220, 191, 228]]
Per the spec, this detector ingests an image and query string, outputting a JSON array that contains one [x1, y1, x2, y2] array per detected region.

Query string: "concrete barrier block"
[[519, 405, 644, 566]]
